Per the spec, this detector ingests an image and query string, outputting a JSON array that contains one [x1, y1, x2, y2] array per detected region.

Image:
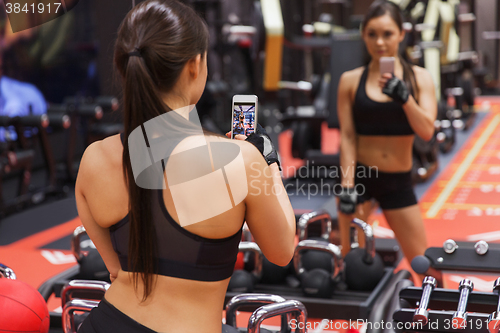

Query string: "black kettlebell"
[[296, 210, 334, 273], [228, 241, 262, 293], [228, 270, 255, 293], [344, 218, 385, 291], [294, 239, 344, 298], [260, 256, 291, 284], [72, 226, 110, 282]]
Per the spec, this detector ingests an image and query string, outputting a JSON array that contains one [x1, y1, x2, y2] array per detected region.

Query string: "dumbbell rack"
[[394, 286, 499, 333], [225, 268, 396, 320], [48, 96, 122, 184], [41, 267, 397, 328], [0, 114, 69, 216]]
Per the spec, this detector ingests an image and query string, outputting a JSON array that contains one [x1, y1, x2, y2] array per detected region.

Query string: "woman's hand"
[[225, 132, 247, 140], [379, 73, 409, 105], [226, 127, 281, 170], [338, 186, 357, 215], [378, 73, 393, 88]]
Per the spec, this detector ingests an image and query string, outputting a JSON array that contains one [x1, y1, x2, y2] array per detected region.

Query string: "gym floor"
[[0, 96, 499, 332]]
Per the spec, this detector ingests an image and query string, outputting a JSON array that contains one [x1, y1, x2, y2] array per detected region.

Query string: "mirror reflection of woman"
[[336, 0, 441, 282]]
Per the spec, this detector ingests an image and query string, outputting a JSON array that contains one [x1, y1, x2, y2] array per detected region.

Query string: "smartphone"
[[379, 56, 395, 75], [231, 95, 258, 139]]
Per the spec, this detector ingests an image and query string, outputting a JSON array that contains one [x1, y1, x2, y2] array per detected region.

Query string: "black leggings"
[[355, 163, 417, 210], [78, 298, 239, 333]]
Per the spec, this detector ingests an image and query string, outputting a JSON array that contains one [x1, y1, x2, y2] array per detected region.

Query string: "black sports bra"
[[109, 132, 243, 281], [352, 66, 414, 136]]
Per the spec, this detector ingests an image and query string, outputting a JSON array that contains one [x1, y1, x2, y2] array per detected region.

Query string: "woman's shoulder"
[[173, 134, 264, 166], [410, 65, 434, 87], [208, 134, 271, 170], [77, 136, 121, 186], [411, 64, 431, 78], [338, 66, 365, 97], [339, 66, 365, 89], [341, 66, 365, 81], [206, 134, 259, 156]]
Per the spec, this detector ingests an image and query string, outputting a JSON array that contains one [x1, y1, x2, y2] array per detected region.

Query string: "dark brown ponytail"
[[114, 0, 208, 301]]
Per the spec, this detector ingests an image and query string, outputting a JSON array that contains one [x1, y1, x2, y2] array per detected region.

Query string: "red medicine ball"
[[0, 278, 50, 333]]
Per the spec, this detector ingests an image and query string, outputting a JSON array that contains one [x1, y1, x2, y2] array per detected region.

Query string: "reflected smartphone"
[[231, 95, 258, 139], [380, 56, 395, 75]]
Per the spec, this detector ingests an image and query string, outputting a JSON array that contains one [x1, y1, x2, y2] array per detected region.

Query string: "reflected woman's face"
[[362, 13, 405, 61]]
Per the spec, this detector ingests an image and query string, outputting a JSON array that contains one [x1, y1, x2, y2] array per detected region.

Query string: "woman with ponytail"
[[336, 0, 441, 281], [74, 1, 296, 332]]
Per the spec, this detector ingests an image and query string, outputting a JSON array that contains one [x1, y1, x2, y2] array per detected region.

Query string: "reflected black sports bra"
[[352, 66, 414, 136], [109, 132, 243, 281]]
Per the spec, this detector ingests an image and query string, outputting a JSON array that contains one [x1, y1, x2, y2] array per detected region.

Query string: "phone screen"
[[380, 57, 395, 75], [232, 102, 256, 139]]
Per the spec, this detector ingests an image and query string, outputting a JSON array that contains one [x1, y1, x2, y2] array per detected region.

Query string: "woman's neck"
[[162, 92, 192, 120]]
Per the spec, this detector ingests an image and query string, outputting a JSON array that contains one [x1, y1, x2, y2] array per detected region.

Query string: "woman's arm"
[[242, 142, 296, 267], [338, 71, 357, 188], [75, 142, 122, 281], [337, 71, 358, 256], [380, 68, 437, 141]]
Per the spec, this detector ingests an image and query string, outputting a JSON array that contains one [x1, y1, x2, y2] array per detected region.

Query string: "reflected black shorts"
[[78, 298, 239, 333], [354, 163, 417, 210]]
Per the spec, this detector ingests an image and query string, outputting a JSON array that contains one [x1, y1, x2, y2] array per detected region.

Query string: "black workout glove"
[[245, 124, 282, 171], [337, 186, 357, 215], [382, 74, 410, 105]]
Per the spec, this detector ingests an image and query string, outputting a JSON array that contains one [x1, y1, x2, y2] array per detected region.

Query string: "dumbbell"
[[61, 280, 109, 333], [452, 279, 474, 329], [437, 119, 456, 153], [61, 280, 110, 309], [46, 113, 71, 129], [413, 276, 437, 325], [226, 294, 289, 333], [95, 96, 119, 112], [0, 114, 49, 128], [248, 300, 307, 333], [294, 239, 343, 298], [0, 263, 16, 279], [72, 226, 110, 281], [64, 96, 119, 113], [487, 278, 500, 333], [228, 242, 262, 293], [49, 104, 103, 120], [63, 299, 99, 333], [344, 218, 385, 291], [297, 210, 333, 273]]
